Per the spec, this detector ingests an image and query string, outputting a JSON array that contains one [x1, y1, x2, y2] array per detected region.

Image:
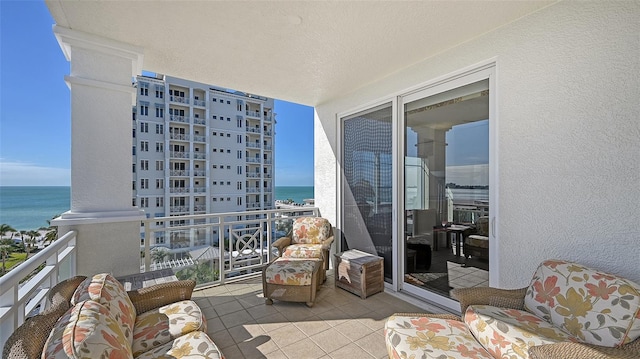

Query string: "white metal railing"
[[245, 110, 260, 118], [193, 118, 206, 125], [170, 96, 189, 104], [247, 173, 260, 178], [246, 143, 260, 149], [193, 153, 206, 159], [0, 230, 78, 348], [170, 151, 190, 159], [170, 133, 190, 141], [193, 99, 206, 107], [170, 170, 190, 176], [170, 115, 188, 123], [193, 171, 206, 176], [193, 187, 206, 193], [142, 207, 321, 287], [264, 130, 272, 136], [170, 187, 190, 193], [264, 159, 272, 165], [247, 187, 260, 193], [246, 158, 260, 163], [170, 206, 189, 213], [245, 127, 261, 134], [264, 145, 272, 150], [193, 135, 206, 142], [264, 115, 272, 122]]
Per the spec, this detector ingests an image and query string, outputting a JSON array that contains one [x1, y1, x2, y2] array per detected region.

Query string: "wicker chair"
[[3, 277, 198, 359], [272, 217, 334, 282]]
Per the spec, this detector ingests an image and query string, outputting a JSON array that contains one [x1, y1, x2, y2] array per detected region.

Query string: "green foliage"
[[176, 262, 219, 283]]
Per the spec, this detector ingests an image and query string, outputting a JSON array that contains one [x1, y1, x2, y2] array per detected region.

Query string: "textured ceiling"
[[45, 0, 554, 106]]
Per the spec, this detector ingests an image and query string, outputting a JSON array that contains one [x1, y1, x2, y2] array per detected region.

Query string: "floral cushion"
[[524, 259, 640, 347], [42, 300, 132, 359], [264, 258, 319, 286], [132, 300, 207, 357], [384, 314, 492, 359], [291, 217, 332, 244], [72, 273, 137, 344], [282, 243, 324, 259], [135, 331, 224, 359], [465, 305, 574, 359]]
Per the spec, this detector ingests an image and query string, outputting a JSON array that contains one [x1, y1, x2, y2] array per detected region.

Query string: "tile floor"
[[446, 261, 489, 289], [192, 271, 450, 358]]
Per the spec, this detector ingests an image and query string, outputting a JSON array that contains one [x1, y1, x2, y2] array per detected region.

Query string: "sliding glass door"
[[402, 78, 491, 303], [341, 103, 394, 281]]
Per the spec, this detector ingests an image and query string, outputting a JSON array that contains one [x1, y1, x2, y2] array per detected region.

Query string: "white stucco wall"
[[315, 1, 640, 287]]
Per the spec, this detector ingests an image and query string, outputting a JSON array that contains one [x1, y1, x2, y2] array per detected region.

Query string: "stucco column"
[[51, 26, 145, 277]]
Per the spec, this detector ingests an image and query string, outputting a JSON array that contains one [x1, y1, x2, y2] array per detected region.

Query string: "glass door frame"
[[395, 63, 497, 311], [337, 60, 497, 311]]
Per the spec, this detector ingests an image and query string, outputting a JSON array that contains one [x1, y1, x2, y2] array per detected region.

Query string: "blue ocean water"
[[0, 186, 314, 231], [274, 186, 314, 204], [0, 186, 70, 231]]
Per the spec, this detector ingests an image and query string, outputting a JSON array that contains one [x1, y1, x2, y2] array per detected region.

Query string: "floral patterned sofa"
[[3, 273, 223, 359], [385, 259, 640, 359]]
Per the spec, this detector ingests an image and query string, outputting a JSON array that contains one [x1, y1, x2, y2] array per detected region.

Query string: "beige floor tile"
[[246, 301, 280, 320], [334, 319, 374, 342], [293, 316, 332, 337], [215, 299, 245, 316], [328, 342, 376, 358], [237, 334, 280, 358], [220, 309, 255, 329], [228, 322, 266, 344], [255, 312, 290, 332], [268, 323, 307, 348], [309, 328, 352, 354], [281, 338, 327, 359], [355, 330, 388, 358]]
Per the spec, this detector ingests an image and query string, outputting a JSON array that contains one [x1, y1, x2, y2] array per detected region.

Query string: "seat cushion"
[[282, 243, 323, 259], [467, 235, 489, 248], [291, 217, 331, 244], [385, 314, 492, 359], [135, 331, 223, 359], [132, 300, 206, 357], [465, 305, 575, 359], [42, 300, 132, 359], [72, 273, 137, 344], [524, 259, 640, 347], [264, 258, 318, 286]]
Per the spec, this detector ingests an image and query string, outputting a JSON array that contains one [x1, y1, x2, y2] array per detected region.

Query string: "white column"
[[51, 26, 146, 277]]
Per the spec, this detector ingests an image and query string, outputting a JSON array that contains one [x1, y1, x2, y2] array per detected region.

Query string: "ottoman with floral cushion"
[[262, 257, 322, 307], [36, 273, 224, 359], [384, 260, 640, 359]]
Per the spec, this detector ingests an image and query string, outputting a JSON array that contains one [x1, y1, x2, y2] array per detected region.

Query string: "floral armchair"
[[272, 217, 334, 277]]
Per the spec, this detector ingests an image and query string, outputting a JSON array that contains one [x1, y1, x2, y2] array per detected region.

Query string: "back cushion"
[[292, 217, 331, 244], [72, 273, 136, 344], [524, 259, 640, 347], [42, 301, 132, 359]]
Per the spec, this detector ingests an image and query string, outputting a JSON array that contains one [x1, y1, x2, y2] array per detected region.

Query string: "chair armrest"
[[127, 280, 196, 314], [272, 236, 292, 255], [451, 286, 527, 317], [320, 235, 335, 250], [529, 341, 640, 359]]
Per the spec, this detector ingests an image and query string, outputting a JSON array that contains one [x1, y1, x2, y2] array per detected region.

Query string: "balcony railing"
[[247, 173, 260, 178], [264, 159, 272, 165], [193, 187, 206, 193], [193, 170, 206, 176], [0, 230, 78, 347], [193, 135, 206, 142], [170, 151, 190, 159], [264, 115, 272, 122], [264, 130, 273, 136], [264, 145, 273, 150], [245, 110, 260, 118], [170, 133, 190, 141], [246, 158, 260, 163], [170, 96, 189, 104], [193, 118, 206, 125], [193, 99, 206, 107], [246, 187, 260, 193], [170, 170, 190, 176], [170, 187, 190, 193], [245, 127, 261, 134], [170, 115, 189, 123], [170, 206, 189, 213], [246, 143, 260, 149]]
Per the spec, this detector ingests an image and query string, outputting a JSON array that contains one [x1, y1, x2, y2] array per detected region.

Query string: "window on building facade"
[[140, 179, 149, 189], [156, 179, 164, 189], [156, 160, 163, 171], [237, 181, 242, 190], [140, 122, 148, 133], [140, 105, 148, 116], [156, 89, 163, 98], [156, 197, 163, 207], [140, 160, 149, 171], [237, 197, 242, 206], [237, 135, 242, 143], [237, 150, 242, 159], [141, 141, 149, 151], [132, 181, 136, 190], [140, 87, 148, 96], [156, 108, 164, 118], [156, 142, 163, 152], [237, 166, 242, 174], [132, 164, 136, 173], [156, 124, 163, 134]]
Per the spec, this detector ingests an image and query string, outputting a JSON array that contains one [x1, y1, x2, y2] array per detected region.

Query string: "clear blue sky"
[[0, 1, 314, 187]]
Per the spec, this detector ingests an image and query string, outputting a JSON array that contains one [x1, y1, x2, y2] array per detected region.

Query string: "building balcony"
[[245, 110, 260, 118], [193, 153, 206, 160], [170, 187, 190, 193], [193, 99, 206, 107], [193, 170, 206, 176], [264, 115, 272, 122], [193, 118, 206, 125], [170, 151, 190, 159], [193, 205, 206, 212], [264, 145, 272, 151], [170, 170, 190, 176], [169, 133, 190, 141], [170, 115, 189, 124], [246, 158, 260, 164], [264, 159, 272, 165], [245, 127, 261, 134], [193, 186, 206, 193], [170, 95, 189, 104], [264, 130, 272, 136], [246, 173, 260, 178], [246, 142, 260, 149], [169, 205, 189, 213], [193, 135, 206, 142], [246, 187, 259, 193]]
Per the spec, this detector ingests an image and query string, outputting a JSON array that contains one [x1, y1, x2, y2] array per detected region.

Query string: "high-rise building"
[[132, 74, 275, 252]]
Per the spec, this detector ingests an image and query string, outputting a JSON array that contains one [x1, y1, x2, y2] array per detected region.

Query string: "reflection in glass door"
[[341, 103, 394, 282], [403, 79, 490, 300]]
